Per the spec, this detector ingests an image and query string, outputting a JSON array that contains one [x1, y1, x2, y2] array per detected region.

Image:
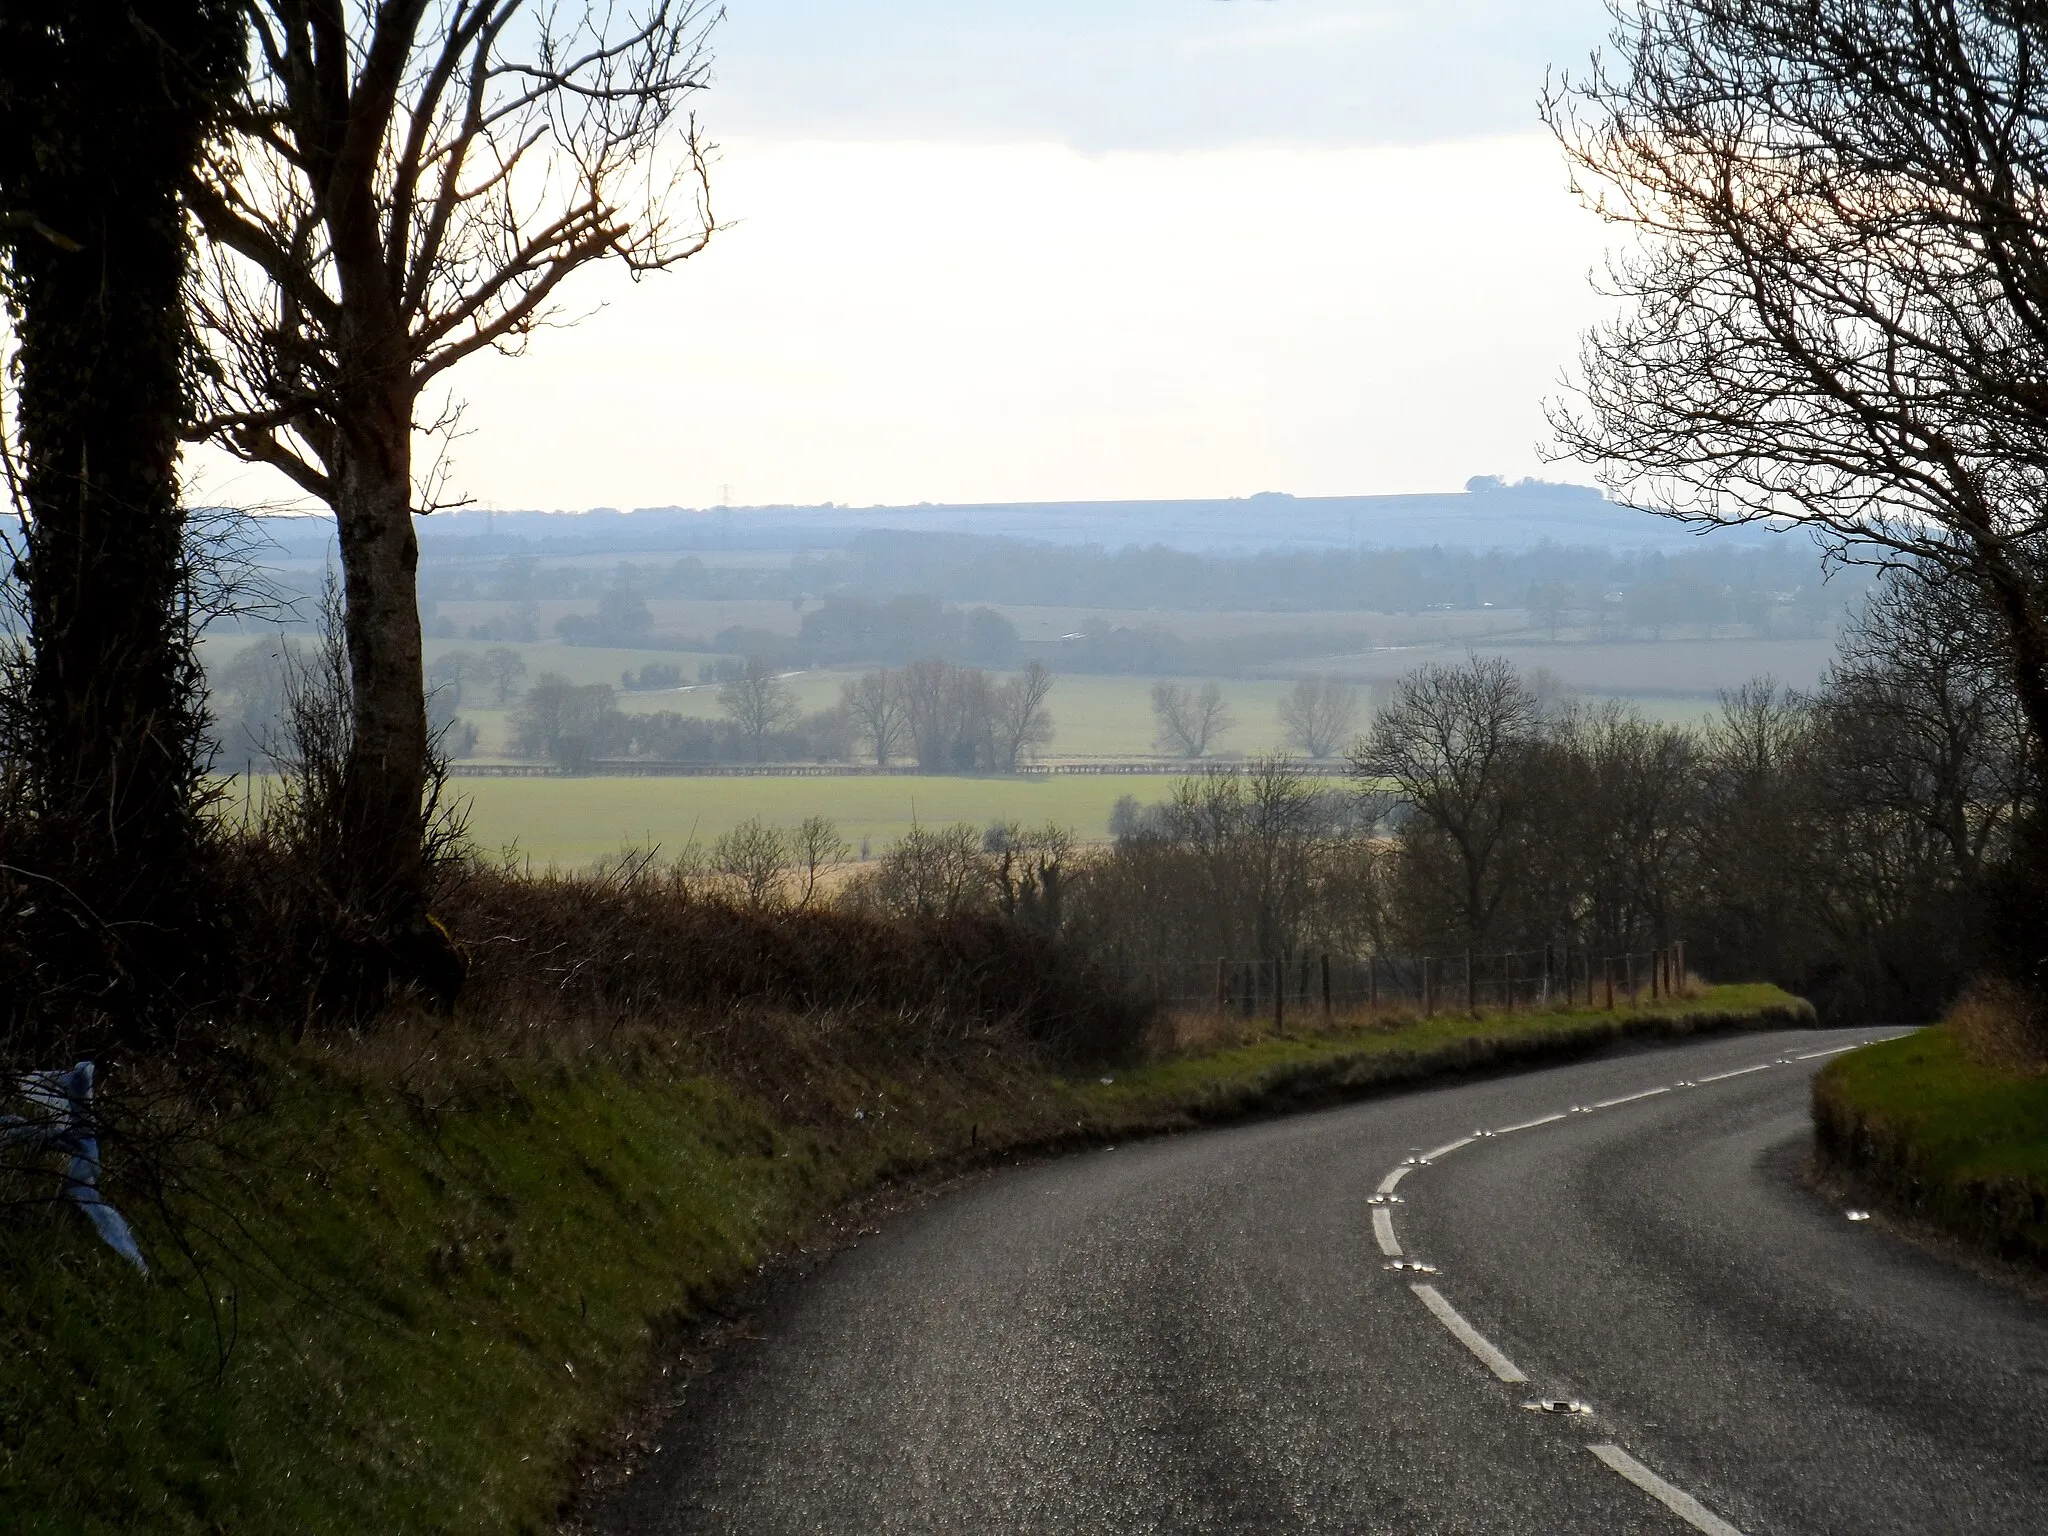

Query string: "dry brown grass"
[[1149, 973, 1711, 1059], [1944, 979, 2048, 1076], [1151, 1000, 1432, 1056], [435, 856, 1154, 1067]]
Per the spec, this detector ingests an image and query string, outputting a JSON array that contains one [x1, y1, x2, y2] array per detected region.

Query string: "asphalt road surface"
[[597, 1026, 2048, 1534]]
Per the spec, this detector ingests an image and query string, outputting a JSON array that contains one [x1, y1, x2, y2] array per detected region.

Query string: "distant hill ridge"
[[249, 478, 1776, 559]]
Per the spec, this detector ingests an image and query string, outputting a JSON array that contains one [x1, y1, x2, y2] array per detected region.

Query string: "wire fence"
[[1123, 942, 1692, 1026]]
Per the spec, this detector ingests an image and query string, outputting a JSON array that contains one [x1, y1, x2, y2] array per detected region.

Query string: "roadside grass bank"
[[1088, 983, 1811, 1130], [1813, 1025, 2048, 1268], [1, 981, 1804, 1534]]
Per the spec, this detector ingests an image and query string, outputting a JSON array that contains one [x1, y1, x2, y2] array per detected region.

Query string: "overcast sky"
[[192, 0, 1623, 513]]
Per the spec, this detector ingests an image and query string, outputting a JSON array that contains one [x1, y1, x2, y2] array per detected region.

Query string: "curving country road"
[[595, 1027, 2048, 1534]]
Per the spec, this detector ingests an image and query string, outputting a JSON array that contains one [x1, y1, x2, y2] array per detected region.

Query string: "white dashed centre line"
[[1411, 1284, 1528, 1383], [1695, 1062, 1773, 1084], [1590, 1086, 1671, 1109], [1374, 1036, 1898, 1532], [1589, 1444, 1747, 1535], [1494, 1110, 1569, 1135]]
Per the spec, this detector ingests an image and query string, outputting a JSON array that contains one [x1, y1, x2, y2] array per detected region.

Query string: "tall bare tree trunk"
[[333, 398, 428, 918]]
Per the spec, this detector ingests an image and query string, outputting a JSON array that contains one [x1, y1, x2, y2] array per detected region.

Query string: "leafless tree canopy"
[[841, 669, 906, 768], [718, 657, 800, 762], [1151, 680, 1233, 757], [189, 0, 717, 499], [1546, 0, 2048, 756], [1278, 675, 1360, 758], [884, 657, 1052, 772], [1359, 655, 1543, 944], [182, 0, 718, 935], [990, 660, 1056, 772], [1068, 760, 1385, 967]]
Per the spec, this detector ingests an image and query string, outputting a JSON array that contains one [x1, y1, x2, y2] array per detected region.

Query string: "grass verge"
[[1813, 1026, 2048, 1266], [2, 983, 1805, 1533]]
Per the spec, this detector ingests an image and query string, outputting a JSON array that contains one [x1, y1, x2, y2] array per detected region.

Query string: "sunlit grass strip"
[[1079, 983, 1811, 1125], [1814, 1027, 2048, 1265], [0, 983, 1804, 1534]]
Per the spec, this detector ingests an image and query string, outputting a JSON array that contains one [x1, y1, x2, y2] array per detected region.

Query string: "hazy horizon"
[[186, 2, 1624, 520]]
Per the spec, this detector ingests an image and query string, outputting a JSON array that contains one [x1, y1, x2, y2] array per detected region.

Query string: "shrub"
[[439, 857, 1152, 1064]]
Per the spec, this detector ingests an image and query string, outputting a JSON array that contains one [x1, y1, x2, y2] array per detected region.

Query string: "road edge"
[[559, 990, 1817, 1532]]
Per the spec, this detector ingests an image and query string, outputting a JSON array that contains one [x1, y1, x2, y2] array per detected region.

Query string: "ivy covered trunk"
[[0, 0, 242, 1026]]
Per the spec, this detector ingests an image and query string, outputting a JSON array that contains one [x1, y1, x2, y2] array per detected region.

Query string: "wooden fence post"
[[1675, 939, 1686, 992], [1465, 949, 1476, 1013], [1651, 948, 1662, 1001], [1272, 957, 1285, 1035], [1603, 956, 1614, 1010], [1423, 957, 1435, 1016], [1215, 956, 1227, 1011], [1320, 953, 1333, 1022]]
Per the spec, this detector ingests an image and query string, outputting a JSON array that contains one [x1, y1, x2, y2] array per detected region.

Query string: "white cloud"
[[180, 131, 1613, 513], [1176, 10, 1404, 55]]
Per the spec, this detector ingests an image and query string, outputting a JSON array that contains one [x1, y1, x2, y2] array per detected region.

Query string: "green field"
[[209, 630, 1757, 767], [451, 773, 1176, 865]]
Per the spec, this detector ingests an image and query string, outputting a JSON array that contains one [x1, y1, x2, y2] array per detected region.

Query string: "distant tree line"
[[409, 532, 1862, 629], [404, 536, 1862, 642], [833, 531, 1861, 625], [492, 656, 1056, 773], [209, 637, 502, 771], [1069, 569, 2022, 1021], [506, 666, 848, 772]]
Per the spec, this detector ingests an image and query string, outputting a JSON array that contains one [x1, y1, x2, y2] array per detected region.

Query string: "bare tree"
[[510, 671, 621, 770], [1545, 0, 2048, 788], [990, 660, 1056, 771], [898, 656, 961, 771], [1357, 656, 1542, 945], [425, 647, 478, 708], [478, 645, 527, 704], [841, 668, 905, 767], [187, 0, 717, 930], [847, 823, 990, 920], [1820, 571, 2027, 890], [718, 657, 798, 762], [1546, 699, 1699, 954], [1278, 675, 1359, 759], [1165, 759, 1334, 958], [710, 818, 792, 911], [949, 664, 996, 771], [1151, 680, 1233, 758], [789, 814, 849, 910]]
